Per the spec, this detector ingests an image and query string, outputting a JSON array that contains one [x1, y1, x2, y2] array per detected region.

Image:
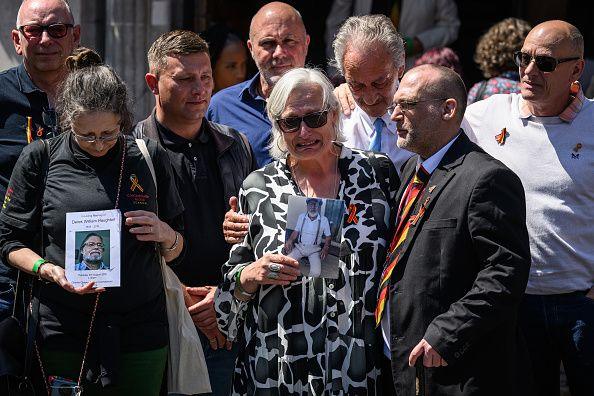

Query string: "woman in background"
[[467, 18, 532, 104], [201, 25, 248, 92]]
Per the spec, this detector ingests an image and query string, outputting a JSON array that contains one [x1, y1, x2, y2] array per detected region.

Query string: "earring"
[[570, 81, 580, 96]]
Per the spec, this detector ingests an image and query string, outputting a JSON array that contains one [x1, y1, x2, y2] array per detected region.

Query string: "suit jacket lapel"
[[392, 133, 471, 262]]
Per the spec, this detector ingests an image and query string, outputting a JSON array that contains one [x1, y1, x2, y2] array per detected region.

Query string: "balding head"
[[247, 1, 309, 97], [249, 2, 305, 41], [391, 64, 466, 158], [527, 20, 584, 58], [17, 0, 74, 27], [519, 20, 584, 116]]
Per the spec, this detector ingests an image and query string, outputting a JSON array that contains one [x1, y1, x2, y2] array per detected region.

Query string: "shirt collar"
[[240, 72, 266, 102], [156, 116, 208, 148], [16, 63, 44, 94], [356, 104, 397, 135], [417, 132, 460, 174], [518, 81, 585, 123]]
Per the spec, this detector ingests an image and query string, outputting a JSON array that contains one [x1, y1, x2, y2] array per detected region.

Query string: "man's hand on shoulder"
[[409, 338, 448, 368], [333, 83, 355, 116]]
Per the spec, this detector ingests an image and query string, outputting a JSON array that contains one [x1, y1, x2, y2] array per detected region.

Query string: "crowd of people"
[[0, 0, 591, 396]]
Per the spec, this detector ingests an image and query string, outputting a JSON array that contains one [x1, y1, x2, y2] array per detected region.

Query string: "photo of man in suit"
[[377, 64, 532, 395]]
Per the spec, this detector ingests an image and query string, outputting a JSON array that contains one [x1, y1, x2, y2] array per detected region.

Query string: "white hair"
[[267, 68, 345, 159], [17, 0, 74, 27], [331, 14, 405, 75]]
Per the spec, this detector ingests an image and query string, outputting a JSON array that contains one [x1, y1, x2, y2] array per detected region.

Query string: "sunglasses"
[[18, 23, 73, 39], [72, 131, 120, 143], [276, 110, 329, 133], [513, 51, 581, 72]]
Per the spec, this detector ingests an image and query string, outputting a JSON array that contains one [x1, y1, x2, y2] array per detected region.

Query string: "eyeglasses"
[[276, 110, 329, 133], [513, 51, 581, 72], [72, 131, 120, 143], [18, 23, 73, 39], [84, 242, 104, 249], [388, 98, 448, 112]]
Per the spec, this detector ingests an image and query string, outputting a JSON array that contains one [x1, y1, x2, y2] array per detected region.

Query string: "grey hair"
[[57, 56, 133, 134], [331, 14, 405, 75], [267, 68, 344, 159], [17, 0, 74, 27]]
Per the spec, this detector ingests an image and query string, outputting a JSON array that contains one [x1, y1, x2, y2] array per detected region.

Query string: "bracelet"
[[235, 266, 255, 299], [32, 258, 46, 274], [161, 231, 179, 252]]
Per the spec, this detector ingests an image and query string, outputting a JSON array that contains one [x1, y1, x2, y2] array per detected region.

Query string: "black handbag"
[[0, 139, 50, 395]]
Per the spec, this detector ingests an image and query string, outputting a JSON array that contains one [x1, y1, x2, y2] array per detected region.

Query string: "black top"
[[0, 133, 184, 355], [156, 119, 229, 286], [0, 64, 59, 285]]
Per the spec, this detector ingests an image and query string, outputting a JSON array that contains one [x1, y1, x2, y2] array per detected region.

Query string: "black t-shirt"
[[156, 120, 229, 286], [0, 64, 59, 285], [0, 133, 184, 352]]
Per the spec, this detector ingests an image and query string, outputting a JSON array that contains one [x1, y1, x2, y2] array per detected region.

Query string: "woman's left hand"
[[124, 210, 174, 243]]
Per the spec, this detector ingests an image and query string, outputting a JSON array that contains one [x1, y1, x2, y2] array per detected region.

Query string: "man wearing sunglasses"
[[0, 0, 79, 321], [463, 20, 594, 395]]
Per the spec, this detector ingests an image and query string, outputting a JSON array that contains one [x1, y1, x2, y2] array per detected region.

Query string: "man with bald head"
[[379, 64, 531, 395], [463, 20, 594, 395], [0, 0, 79, 320], [207, 1, 309, 167]]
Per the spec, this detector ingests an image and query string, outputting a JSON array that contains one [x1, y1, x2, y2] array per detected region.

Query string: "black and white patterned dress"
[[215, 145, 398, 395]]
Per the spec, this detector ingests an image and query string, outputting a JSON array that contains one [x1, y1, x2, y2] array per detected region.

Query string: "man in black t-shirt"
[[134, 30, 256, 396], [0, 0, 80, 320]]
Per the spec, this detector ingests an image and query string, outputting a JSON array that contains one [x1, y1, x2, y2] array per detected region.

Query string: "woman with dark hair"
[[0, 48, 184, 395], [201, 24, 248, 92], [467, 18, 532, 104]]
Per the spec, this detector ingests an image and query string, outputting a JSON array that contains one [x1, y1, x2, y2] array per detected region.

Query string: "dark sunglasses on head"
[[276, 110, 329, 133], [513, 51, 581, 72], [18, 23, 73, 39]]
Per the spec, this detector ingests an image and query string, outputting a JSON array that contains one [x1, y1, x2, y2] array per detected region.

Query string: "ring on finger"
[[266, 272, 279, 280], [268, 263, 282, 272], [148, 226, 153, 233]]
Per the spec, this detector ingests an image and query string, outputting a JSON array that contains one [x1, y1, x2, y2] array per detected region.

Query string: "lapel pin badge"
[[428, 185, 436, 194], [573, 143, 582, 152], [495, 127, 508, 146]]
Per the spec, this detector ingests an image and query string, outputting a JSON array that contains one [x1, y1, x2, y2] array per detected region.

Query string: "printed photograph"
[[74, 230, 111, 271], [283, 196, 345, 279]]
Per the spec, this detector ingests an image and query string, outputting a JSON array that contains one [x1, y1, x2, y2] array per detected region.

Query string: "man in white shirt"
[[331, 14, 414, 174], [284, 198, 332, 277], [462, 20, 594, 395]]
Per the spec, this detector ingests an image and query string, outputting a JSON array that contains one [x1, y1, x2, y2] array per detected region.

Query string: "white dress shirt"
[[342, 104, 414, 175]]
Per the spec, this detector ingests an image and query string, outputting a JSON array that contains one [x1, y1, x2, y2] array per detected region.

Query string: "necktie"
[[375, 165, 430, 326], [369, 117, 384, 152]]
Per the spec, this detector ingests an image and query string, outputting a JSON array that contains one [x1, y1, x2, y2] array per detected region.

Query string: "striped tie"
[[375, 165, 430, 327]]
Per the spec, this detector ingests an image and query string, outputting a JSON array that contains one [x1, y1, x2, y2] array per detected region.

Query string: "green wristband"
[[32, 258, 46, 274], [235, 266, 255, 298]]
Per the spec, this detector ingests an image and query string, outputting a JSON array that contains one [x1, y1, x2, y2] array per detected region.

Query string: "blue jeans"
[[520, 292, 594, 396], [197, 330, 238, 396], [0, 283, 15, 322]]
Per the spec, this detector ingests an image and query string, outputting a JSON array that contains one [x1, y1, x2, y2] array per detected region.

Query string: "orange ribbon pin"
[[130, 174, 144, 192], [347, 204, 358, 224], [495, 128, 508, 145]]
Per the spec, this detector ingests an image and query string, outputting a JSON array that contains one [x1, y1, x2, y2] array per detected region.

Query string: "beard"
[[83, 252, 103, 265]]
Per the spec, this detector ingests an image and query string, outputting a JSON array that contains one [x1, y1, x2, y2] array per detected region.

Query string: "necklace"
[[290, 153, 340, 199]]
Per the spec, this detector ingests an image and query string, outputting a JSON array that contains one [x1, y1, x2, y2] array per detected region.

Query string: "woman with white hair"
[[215, 68, 399, 395]]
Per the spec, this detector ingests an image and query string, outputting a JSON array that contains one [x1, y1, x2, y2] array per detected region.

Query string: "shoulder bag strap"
[[136, 139, 158, 200]]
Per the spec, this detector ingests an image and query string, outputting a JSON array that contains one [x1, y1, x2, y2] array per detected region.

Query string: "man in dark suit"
[[377, 64, 532, 395]]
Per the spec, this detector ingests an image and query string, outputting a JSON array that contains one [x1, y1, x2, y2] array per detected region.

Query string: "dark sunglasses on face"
[[276, 110, 329, 133], [18, 23, 73, 39], [513, 51, 581, 72]]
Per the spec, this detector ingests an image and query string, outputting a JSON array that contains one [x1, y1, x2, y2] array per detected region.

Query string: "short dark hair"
[[422, 65, 468, 122], [148, 30, 209, 75]]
